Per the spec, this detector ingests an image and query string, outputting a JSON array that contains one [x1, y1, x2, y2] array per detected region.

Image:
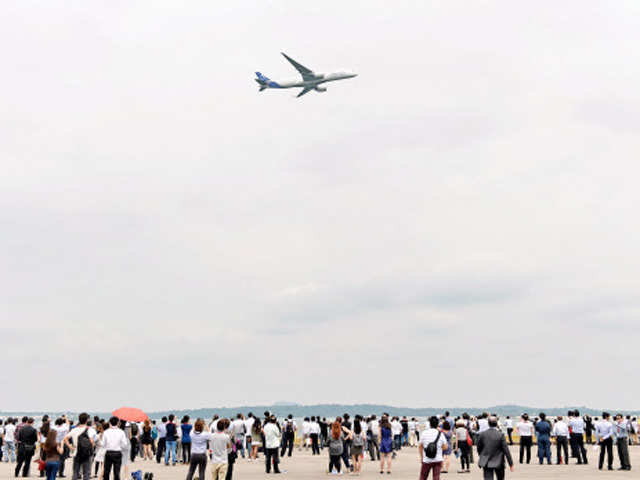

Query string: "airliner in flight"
[[255, 53, 357, 98]]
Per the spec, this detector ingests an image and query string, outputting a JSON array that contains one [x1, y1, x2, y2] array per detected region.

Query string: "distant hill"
[[2, 403, 638, 419]]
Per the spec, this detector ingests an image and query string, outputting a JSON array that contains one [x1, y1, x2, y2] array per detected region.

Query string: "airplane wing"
[[281, 52, 316, 81], [296, 86, 314, 98]]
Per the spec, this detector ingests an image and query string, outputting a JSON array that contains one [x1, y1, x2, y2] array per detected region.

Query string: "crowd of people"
[[0, 409, 637, 480]]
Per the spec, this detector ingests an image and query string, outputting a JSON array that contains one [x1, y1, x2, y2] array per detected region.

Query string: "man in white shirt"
[[504, 417, 513, 445], [418, 416, 448, 480], [516, 414, 533, 464], [155, 416, 167, 463], [3, 418, 17, 463], [103, 417, 128, 480], [368, 415, 380, 461], [408, 419, 417, 447], [210, 419, 232, 480], [478, 413, 490, 434], [300, 418, 310, 451], [63, 413, 97, 480], [552, 416, 569, 465], [230, 414, 246, 459], [596, 412, 614, 471], [263, 417, 281, 474], [391, 417, 402, 459], [244, 414, 255, 454], [567, 410, 588, 464]]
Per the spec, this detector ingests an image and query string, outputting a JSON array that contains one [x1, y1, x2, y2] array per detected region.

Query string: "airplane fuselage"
[[270, 71, 357, 89]]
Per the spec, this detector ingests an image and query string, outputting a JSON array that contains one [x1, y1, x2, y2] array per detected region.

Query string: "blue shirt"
[[181, 424, 193, 443], [535, 420, 551, 439]]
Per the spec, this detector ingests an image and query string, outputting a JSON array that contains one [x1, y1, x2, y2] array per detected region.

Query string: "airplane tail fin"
[[255, 72, 269, 86]]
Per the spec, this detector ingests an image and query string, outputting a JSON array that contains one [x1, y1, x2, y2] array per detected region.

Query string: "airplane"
[[255, 52, 357, 98]]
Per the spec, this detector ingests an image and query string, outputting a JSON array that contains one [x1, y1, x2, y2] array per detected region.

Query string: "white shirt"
[[4, 424, 16, 442], [369, 420, 379, 434], [505, 419, 513, 429], [302, 421, 311, 436], [568, 417, 584, 434], [517, 421, 533, 436], [244, 418, 255, 436], [420, 428, 447, 463], [408, 421, 416, 431], [190, 431, 212, 454], [209, 420, 219, 433], [65, 426, 98, 457], [552, 421, 569, 437], [263, 423, 281, 449], [391, 421, 402, 436], [52, 424, 69, 443], [102, 427, 128, 451], [230, 419, 245, 438], [478, 419, 489, 433], [310, 422, 320, 434], [595, 420, 613, 441], [210, 432, 230, 463]]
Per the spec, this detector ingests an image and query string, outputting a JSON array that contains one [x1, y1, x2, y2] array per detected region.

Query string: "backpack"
[[424, 431, 441, 459], [285, 421, 294, 434], [76, 428, 93, 462], [352, 432, 364, 447], [131, 423, 139, 436]]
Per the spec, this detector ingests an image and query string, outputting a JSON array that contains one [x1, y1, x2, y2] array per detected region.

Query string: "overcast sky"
[[3, 1, 640, 412]]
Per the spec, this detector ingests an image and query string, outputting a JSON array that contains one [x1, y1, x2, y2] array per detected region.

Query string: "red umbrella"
[[112, 407, 149, 422]]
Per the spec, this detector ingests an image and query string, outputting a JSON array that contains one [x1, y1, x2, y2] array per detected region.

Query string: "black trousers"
[[482, 467, 505, 480], [341, 440, 351, 468], [507, 428, 513, 445], [104, 451, 123, 480], [598, 437, 613, 470], [15, 445, 36, 477], [310, 434, 320, 455], [185, 453, 207, 480], [182, 441, 191, 463], [265, 448, 280, 473], [130, 438, 138, 462], [156, 438, 166, 463], [459, 442, 471, 470], [519, 436, 532, 464], [72, 456, 92, 480], [368, 435, 380, 460], [329, 454, 342, 473], [570, 433, 587, 464], [60, 445, 70, 476], [280, 433, 294, 457], [556, 436, 569, 464], [616, 438, 631, 470]]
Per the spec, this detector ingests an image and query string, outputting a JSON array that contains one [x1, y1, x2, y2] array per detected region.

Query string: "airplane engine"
[[314, 86, 327, 92]]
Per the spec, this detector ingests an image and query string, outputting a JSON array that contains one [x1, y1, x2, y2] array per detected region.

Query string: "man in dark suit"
[[477, 417, 514, 480]]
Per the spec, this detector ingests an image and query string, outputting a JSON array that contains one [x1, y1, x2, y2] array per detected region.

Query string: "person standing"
[[596, 412, 614, 471], [477, 416, 514, 480], [103, 417, 127, 480], [155, 417, 167, 464], [140, 420, 153, 461], [164, 415, 178, 466], [391, 417, 402, 459], [310, 417, 321, 456], [552, 416, 569, 465], [367, 416, 380, 462], [63, 413, 96, 480], [567, 410, 588, 464], [43, 430, 64, 480], [455, 420, 471, 473], [584, 415, 594, 444], [327, 419, 345, 475], [515, 415, 532, 464], [350, 417, 365, 475], [280, 415, 296, 458], [263, 417, 281, 474], [408, 418, 417, 447], [401, 417, 409, 447], [53, 418, 70, 477], [180, 416, 192, 464], [341, 414, 352, 471], [3, 418, 17, 463], [613, 414, 631, 471], [439, 421, 452, 474], [250, 419, 262, 460], [379, 416, 393, 474], [15, 417, 38, 477], [210, 419, 232, 480], [185, 419, 211, 480], [418, 417, 448, 480], [534, 413, 551, 465], [504, 417, 513, 446]]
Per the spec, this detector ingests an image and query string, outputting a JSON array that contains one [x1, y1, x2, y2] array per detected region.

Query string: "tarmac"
[[1, 445, 637, 480]]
